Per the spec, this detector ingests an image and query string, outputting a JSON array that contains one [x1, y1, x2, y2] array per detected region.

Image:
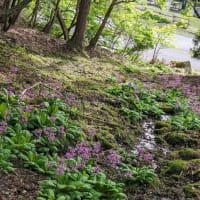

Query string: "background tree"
[[192, 29, 200, 57], [0, 0, 32, 31], [42, 0, 61, 33], [67, 0, 91, 49]]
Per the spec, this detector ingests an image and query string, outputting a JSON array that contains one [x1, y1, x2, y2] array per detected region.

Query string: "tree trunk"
[[42, 0, 61, 33], [88, 0, 116, 49], [57, 8, 69, 41], [67, 0, 91, 49], [29, 0, 40, 27], [68, 0, 80, 33]]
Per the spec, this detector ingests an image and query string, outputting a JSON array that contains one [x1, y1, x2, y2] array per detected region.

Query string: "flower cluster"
[[136, 145, 153, 162], [107, 149, 121, 168], [56, 157, 66, 175], [34, 126, 65, 141], [65, 141, 101, 160], [64, 141, 101, 172], [158, 74, 200, 114], [0, 121, 7, 132], [65, 95, 76, 106]]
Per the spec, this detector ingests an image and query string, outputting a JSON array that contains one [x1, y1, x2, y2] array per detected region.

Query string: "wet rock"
[[155, 121, 171, 129], [154, 127, 170, 135], [184, 182, 200, 198], [164, 132, 197, 147], [159, 104, 175, 114], [163, 160, 188, 176]]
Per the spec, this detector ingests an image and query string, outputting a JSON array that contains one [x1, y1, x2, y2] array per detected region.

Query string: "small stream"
[[133, 115, 170, 169]]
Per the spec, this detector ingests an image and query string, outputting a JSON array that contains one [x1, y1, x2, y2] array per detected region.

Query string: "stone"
[[170, 60, 192, 74], [164, 132, 197, 147]]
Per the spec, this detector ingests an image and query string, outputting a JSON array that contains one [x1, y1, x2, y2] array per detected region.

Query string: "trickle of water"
[[160, 115, 170, 121], [132, 116, 170, 169], [140, 120, 156, 150]]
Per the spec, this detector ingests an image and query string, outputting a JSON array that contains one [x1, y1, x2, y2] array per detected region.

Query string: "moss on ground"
[[170, 149, 200, 160], [184, 182, 200, 198], [162, 159, 188, 176], [178, 148, 200, 160]]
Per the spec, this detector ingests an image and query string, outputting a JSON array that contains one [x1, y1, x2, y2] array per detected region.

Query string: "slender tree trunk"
[[29, 0, 40, 27], [57, 8, 69, 41], [0, 0, 32, 31], [67, 0, 91, 49], [193, 1, 200, 18], [88, 0, 116, 49], [42, 0, 61, 33], [68, 0, 80, 33]]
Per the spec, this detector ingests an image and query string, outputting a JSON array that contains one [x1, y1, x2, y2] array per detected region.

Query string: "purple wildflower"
[[92, 166, 101, 174], [143, 153, 153, 161], [10, 67, 18, 74], [124, 172, 132, 178], [34, 129, 43, 137], [107, 149, 121, 168], [23, 105, 33, 112], [88, 128, 96, 138], [48, 133, 56, 142], [93, 142, 101, 153], [0, 121, 7, 132], [65, 146, 76, 159], [58, 125, 65, 133], [66, 96, 76, 106], [136, 145, 145, 155], [56, 157, 66, 175], [50, 116, 56, 123]]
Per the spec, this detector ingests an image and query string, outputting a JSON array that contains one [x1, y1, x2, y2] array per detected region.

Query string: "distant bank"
[[142, 34, 200, 71]]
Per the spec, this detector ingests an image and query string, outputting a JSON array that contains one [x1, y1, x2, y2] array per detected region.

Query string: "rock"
[[170, 60, 192, 74], [154, 121, 171, 134], [154, 127, 170, 134], [164, 132, 197, 147], [159, 104, 175, 114], [155, 121, 171, 129]]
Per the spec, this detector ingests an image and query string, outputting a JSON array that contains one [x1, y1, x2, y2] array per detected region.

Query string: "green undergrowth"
[[0, 90, 157, 199], [1, 35, 200, 199]]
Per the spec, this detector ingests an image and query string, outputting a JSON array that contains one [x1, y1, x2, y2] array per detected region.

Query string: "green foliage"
[[175, 19, 188, 29], [142, 10, 170, 24], [38, 169, 126, 200], [121, 163, 156, 185], [170, 109, 200, 130], [0, 138, 14, 172], [107, 81, 187, 122]]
